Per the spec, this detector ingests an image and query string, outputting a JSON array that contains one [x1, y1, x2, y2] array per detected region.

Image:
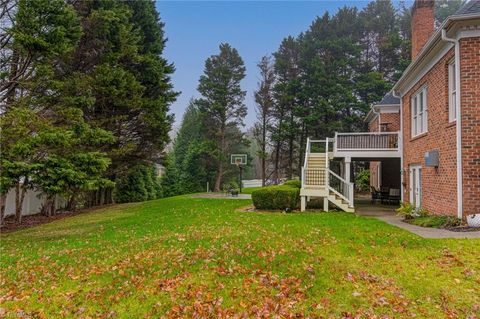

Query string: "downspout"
[[442, 28, 462, 219], [392, 91, 403, 202], [370, 105, 382, 190], [371, 106, 381, 132]]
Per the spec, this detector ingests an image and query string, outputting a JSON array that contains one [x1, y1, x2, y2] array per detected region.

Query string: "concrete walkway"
[[355, 199, 480, 239], [192, 193, 252, 200]]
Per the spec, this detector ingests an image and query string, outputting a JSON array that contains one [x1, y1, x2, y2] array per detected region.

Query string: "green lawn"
[[1, 196, 479, 318]]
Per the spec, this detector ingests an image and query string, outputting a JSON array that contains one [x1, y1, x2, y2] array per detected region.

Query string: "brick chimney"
[[411, 0, 435, 59]]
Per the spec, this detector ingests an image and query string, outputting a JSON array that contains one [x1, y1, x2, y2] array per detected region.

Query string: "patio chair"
[[380, 186, 390, 204], [370, 186, 382, 203], [388, 188, 401, 205]]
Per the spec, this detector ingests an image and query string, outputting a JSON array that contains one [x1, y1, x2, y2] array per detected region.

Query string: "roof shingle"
[[455, 0, 480, 15], [374, 92, 400, 106]]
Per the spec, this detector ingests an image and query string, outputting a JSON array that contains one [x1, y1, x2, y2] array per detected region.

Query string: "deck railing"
[[334, 132, 399, 151]]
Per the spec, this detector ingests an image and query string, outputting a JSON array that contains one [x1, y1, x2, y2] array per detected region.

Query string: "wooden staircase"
[[301, 138, 354, 212]]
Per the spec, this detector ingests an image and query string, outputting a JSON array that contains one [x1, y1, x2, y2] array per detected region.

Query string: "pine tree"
[[253, 56, 275, 186], [0, 0, 84, 221], [65, 0, 178, 203], [197, 43, 247, 191], [162, 101, 215, 196], [272, 36, 301, 180]]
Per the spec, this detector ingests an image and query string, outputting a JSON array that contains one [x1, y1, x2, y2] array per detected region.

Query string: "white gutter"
[[441, 28, 462, 219], [392, 91, 403, 202]]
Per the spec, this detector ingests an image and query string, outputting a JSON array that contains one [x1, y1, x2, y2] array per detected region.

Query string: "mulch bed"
[[0, 205, 111, 234], [445, 226, 480, 232]]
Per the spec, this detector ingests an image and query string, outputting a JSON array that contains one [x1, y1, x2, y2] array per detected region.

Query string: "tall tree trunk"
[[273, 118, 283, 184], [0, 193, 6, 225], [214, 162, 223, 192], [274, 140, 281, 184], [288, 136, 294, 180], [288, 112, 294, 179], [261, 117, 266, 187], [99, 188, 105, 205], [214, 128, 226, 192], [42, 196, 55, 217], [14, 182, 26, 223], [67, 194, 77, 211]]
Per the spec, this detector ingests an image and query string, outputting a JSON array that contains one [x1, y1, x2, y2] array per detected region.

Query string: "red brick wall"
[[368, 116, 379, 132], [380, 113, 400, 132], [402, 48, 457, 216], [411, 0, 435, 59], [368, 113, 400, 132], [460, 37, 480, 215]]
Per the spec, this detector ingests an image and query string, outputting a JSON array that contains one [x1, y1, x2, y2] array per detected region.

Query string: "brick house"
[[392, 0, 480, 218], [300, 0, 479, 219]]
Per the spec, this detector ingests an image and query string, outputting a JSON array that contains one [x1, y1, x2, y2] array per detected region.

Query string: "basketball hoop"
[[230, 154, 247, 166], [231, 154, 247, 193]]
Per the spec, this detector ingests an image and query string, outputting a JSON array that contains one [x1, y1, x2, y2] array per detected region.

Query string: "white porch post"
[[323, 197, 329, 212], [344, 157, 351, 195], [301, 196, 306, 212]]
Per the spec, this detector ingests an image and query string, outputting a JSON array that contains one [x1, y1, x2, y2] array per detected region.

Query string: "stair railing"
[[301, 137, 310, 188], [327, 169, 354, 207], [325, 138, 329, 188]]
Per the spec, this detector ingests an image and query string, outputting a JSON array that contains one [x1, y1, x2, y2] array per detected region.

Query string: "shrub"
[[407, 216, 461, 228], [252, 183, 300, 210], [355, 169, 370, 192], [223, 180, 239, 192], [283, 180, 301, 188], [396, 202, 429, 220]]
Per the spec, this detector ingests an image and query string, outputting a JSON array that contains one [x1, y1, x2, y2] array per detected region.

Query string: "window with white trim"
[[411, 87, 428, 137], [448, 60, 457, 122]]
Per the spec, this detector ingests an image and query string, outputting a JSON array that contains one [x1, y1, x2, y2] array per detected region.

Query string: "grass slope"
[[1, 196, 479, 318]]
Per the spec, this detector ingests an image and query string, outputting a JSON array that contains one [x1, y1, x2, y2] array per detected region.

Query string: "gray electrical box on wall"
[[425, 150, 439, 167]]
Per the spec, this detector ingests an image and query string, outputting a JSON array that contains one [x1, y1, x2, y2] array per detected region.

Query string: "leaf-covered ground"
[[1, 196, 479, 318]]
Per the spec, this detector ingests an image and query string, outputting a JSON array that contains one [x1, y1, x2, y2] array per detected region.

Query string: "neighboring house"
[[300, 0, 480, 220]]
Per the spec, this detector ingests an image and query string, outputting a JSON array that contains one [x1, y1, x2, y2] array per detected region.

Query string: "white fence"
[[4, 187, 66, 217], [242, 179, 263, 188]]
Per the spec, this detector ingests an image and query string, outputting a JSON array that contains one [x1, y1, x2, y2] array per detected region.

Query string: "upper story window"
[[411, 86, 428, 137], [448, 60, 457, 122]]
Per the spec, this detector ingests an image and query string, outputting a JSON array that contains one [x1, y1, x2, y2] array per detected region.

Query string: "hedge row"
[[251, 181, 300, 210]]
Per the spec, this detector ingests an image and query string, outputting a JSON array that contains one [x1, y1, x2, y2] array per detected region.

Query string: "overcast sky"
[[157, 1, 378, 130]]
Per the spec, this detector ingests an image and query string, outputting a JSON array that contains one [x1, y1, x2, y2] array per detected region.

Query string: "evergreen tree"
[[65, 0, 178, 204], [264, 2, 411, 180], [162, 101, 216, 196], [253, 56, 275, 186], [273, 36, 302, 180], [197, 43, 247, 191], [115, 164, 161, 203]]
